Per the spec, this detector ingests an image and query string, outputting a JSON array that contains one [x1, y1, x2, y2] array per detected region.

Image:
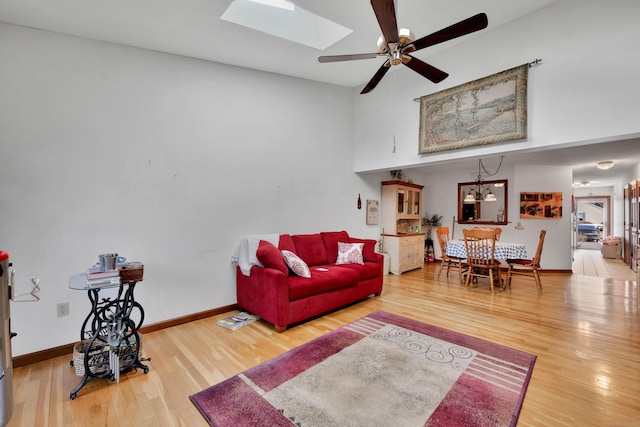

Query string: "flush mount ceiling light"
[[579, 181, 591, 187], [596, 161, 614, 170]]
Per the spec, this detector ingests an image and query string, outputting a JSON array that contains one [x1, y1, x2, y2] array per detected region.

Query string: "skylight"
[[221, 0, 352, 50]]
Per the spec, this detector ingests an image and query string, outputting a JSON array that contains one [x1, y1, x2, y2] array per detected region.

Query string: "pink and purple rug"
[[190, 311, 536, 426]]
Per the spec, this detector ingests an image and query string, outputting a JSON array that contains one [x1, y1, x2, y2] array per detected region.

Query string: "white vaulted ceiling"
[[0, 0, 558, 88]]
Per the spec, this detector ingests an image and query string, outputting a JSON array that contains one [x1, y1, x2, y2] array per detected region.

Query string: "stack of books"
[[216, 312, 260, 330], [83, 267, 121, 287]]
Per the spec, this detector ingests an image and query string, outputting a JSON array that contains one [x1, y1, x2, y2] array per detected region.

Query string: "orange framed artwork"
[[520, 192, 563, 219]]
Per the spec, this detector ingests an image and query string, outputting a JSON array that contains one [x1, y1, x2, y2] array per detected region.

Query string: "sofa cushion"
[[282, 250, 311, 278], [348, 237, 377, 262], [336, 261, 381, 281], [278, 234, 296, 253], [320, 231, 350, 263], [292, 234, 329, 267], [288, 266, 359, 300], [256, 240, 288, 275], [336, 242, 364, 265]]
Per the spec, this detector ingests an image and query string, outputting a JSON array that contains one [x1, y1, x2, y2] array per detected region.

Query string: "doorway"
[[573, 196, 610, 250]]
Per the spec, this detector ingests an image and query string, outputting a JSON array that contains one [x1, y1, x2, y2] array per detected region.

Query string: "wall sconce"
[[357, 194, 362, 209]]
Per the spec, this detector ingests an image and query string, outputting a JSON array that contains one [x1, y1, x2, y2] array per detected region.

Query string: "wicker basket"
[[120, 264, 144, 282], [72, 334, 143, 377], [73, 339, 108, 376]]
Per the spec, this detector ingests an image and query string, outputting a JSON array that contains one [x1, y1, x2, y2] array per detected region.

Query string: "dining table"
[[445, 239, 528, 260]]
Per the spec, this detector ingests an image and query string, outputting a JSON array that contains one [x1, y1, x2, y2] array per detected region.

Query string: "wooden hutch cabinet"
[[381, 180, 424, 275]]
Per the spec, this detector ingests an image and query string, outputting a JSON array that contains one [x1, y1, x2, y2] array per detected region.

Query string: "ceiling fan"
[[318, 0, 488, 94]]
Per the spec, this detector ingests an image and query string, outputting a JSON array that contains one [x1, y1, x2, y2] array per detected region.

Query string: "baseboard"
[[539, 269, 572, 274], [12, 304, 238, 368]]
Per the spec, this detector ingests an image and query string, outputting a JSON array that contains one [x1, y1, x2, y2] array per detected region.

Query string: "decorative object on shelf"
[[418, 64, 528, 154], [389, 169, 405, 181], [357, 193, 362, 209], [366, 199, 379, 225], [120, 262, 144, 282], [520, 192, 563, 219], [463, 157, 504, 202]]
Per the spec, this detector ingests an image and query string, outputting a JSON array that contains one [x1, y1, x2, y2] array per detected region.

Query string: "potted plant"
[[422, 213, 443, 260], [422, 213, 443, 240], [377, 236, 390, 275]]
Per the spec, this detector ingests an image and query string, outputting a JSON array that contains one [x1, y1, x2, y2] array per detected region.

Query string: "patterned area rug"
[[190, 311, 536, 426]]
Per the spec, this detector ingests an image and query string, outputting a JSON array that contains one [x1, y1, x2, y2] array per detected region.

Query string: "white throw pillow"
[[336, 242, 364, 265], [281, 250, 311, 278]]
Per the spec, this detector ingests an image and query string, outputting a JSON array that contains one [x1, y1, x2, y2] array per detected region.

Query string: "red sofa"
[[236, 231, 384, 332]]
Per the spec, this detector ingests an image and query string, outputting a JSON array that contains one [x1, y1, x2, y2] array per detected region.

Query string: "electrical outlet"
[[57, 302, 69, 317]]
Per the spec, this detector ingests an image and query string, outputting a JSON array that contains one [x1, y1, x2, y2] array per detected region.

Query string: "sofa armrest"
[[236, 266, 290, 328], [373, 252, 384, 265]]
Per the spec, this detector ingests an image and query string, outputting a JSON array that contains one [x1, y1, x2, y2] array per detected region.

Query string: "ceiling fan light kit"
[[318, 0, 488, 94]]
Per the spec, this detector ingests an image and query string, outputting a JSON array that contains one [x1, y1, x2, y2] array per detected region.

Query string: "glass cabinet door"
[[413, 191, 420, 215], [397, 189, 405, 214]]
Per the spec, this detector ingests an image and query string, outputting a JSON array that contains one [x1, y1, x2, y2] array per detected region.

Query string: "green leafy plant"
[[422, 213, 443, 240]]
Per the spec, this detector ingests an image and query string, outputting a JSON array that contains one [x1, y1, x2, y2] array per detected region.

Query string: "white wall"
[[0, 24, 384, 356], [511, 166, 573, 268]]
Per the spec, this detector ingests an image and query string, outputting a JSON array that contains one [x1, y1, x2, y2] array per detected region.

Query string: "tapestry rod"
[[412, 59, 542, 102]]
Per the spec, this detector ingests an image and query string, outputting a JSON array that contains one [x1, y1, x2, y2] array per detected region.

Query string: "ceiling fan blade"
[[360, 62, 391, 94], [371, 0, 399, 44], [411, 13, 488, 51], [318, 53, 378, 63], [403, 55, 448, 83]]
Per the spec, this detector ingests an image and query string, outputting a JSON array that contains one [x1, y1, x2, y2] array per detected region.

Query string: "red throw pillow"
[[291, 234, 328, 266], [321, 231, 350, 262], [256, 240, 288, 275], [348, 238, 377, 262]]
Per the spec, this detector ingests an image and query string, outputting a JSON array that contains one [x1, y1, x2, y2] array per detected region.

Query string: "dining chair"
[[473, 227, 502, 241], [436, 226, 468, 284], [463, 228, 503, 293], [506, 229, 547, 291]]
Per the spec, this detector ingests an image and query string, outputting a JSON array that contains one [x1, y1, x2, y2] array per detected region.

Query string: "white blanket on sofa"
[[232, 234, 280, 276]]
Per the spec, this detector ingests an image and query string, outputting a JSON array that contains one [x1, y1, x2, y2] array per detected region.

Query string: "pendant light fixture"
[[463, 157, 504, 202]]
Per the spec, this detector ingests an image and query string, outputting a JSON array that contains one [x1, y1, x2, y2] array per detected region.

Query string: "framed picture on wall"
[[366, 200, 379, 225], [520, 192, 563, 219]]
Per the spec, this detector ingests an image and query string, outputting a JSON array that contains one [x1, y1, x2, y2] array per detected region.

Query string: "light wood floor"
[[7, 263, 640, 427], [572, 248, 636, 281]]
